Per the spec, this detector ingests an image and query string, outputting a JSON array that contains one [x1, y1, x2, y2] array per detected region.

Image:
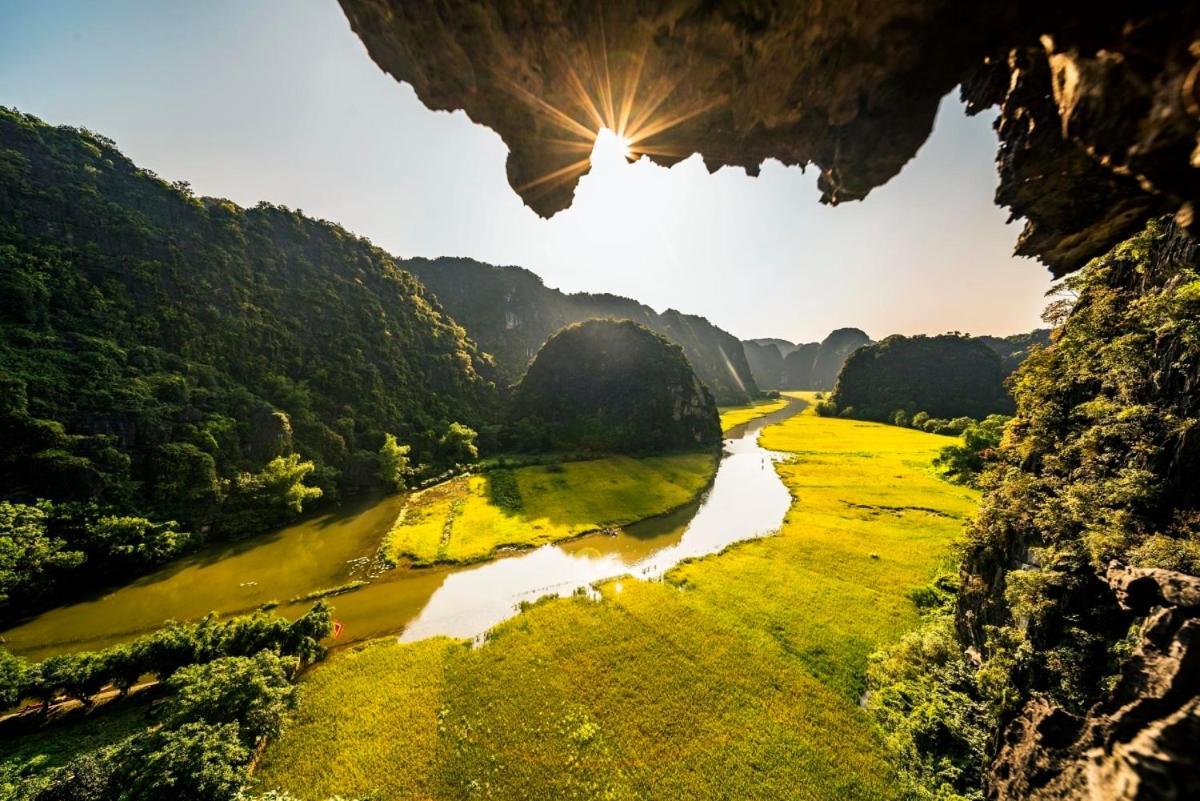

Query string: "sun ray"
[[515, 156, 593, 195]]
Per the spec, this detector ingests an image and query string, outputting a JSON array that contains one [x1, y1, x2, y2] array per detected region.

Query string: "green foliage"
[[933, 415, 1010, 486], [0, 500, 195, 619], [507, 319, 721, 454], [437, 422, 478, 467], [376, 433, 412, 491], [831, 334, 1015, 422], [0, 501, 84, 606], [5, 602, 330, 711], [5, 602, 332, 801], [866, 608, 989, 801], [163, 652, 298, 743], [219, 455, 323, 538], [0, 107, 496, 619], [890, 219, 1200, 798], [119, 722, 251, 801]]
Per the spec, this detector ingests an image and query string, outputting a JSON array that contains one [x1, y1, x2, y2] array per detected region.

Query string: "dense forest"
[[0, 108, 495, 620], [507, 319, 721, 453], [405, 257, 759, 405], [827, 334, 1016, 422], [869, 219, 1200, 799]]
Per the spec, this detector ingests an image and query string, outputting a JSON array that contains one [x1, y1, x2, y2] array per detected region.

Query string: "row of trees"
[[4, 604, 334, 801], [0, 602, 331, 711]]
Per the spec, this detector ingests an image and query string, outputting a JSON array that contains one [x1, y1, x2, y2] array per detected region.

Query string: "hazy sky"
[[1, 0, 1053, 343]]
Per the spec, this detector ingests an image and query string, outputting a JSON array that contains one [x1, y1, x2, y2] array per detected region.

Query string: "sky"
[[0, 0, 1054, 343]]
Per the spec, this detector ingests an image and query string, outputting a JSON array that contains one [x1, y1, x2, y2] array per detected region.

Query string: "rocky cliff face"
[[339, 0, 1200, 275], [988, 564, 1200, 801], [811, 328, 872, 390], [781, 343, 821, 390], [741, 340, 786, 391]]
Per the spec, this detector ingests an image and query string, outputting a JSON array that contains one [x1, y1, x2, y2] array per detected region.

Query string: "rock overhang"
[[339, 0, 1200, 276]]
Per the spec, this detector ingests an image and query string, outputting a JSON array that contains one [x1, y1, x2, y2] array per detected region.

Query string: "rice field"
[[384, 453, 718, 565], [254, 397, 978, 800], [717, 396, 791, 432]]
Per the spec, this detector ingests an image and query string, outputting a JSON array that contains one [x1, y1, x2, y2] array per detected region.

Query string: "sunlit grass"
[[717, 397, 790, 432], [257, 399, 977, 800], [385, 453, 718, 565]]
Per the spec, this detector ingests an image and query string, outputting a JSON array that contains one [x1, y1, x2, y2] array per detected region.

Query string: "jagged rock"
[[988, 564, 1200, 801], [339, 0, 1200, 273]]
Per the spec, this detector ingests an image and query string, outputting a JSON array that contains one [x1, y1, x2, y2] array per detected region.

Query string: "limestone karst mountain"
[[405, 257, 759, 405]]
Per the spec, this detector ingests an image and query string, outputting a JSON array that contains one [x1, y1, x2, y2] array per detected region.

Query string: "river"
[[2, 399, 805, 660]]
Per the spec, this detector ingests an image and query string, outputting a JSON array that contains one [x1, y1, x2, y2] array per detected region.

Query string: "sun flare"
[[591, 128, 634, 164]]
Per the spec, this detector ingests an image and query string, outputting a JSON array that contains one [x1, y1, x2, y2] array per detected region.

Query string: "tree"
[[121, 722, 251, 801], [439, 422, 479, 465], [163, 652, 297, 744], [0, 501, 85, 607], [0, 646, 26, 708], [377, 433, 412, 491]]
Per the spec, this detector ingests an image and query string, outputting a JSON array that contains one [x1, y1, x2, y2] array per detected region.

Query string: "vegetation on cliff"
[[405, 257, 759, 405], [0, 108, 494, 620], [507, 320, 721, 454], [868, 219, 1200, 799]]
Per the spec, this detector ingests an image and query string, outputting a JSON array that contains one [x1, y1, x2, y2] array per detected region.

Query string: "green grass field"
[[384, 453, 717, 565], [718, 397, 791, 432], [255, 397, 977, 800]]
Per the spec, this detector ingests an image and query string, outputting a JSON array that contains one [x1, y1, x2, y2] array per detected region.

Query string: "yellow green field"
[[718, 396, 791, 432], [385, 453, 718, 565], [255, 398, 977, 800]]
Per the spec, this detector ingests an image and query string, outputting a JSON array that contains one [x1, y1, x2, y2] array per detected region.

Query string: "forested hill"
[[0, 108, 496, 613], [404, 257, 759, 405]]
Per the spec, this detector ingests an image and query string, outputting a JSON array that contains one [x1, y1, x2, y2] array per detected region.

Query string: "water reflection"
[[2, 399, 804, 658], [393, 396, 801, 643]]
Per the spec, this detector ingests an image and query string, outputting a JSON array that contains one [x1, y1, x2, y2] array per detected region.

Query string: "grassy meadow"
[[718, 396, 791, 432], [255, 397, 977, 800], [384, 454, 717, 565]]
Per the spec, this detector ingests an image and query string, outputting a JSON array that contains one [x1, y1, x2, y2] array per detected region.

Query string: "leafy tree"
[[163, 652, 298, 743], [377, 433, 412, 491], [0, 501, 84, 606], [221, 455, 322, 537], [438, 422, 479, 465], [0, 646, 26, 707], [120, 722, 251, 801], [934, 415, 1009, 485]]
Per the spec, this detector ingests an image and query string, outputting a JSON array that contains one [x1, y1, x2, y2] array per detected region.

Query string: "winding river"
[[2, 399, 804, 660]]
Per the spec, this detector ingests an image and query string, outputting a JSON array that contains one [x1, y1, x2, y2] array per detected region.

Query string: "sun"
[[591, 128, 634, 164]]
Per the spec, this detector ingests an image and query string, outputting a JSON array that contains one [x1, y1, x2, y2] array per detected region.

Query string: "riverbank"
[[253, 395, 977, 799]]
